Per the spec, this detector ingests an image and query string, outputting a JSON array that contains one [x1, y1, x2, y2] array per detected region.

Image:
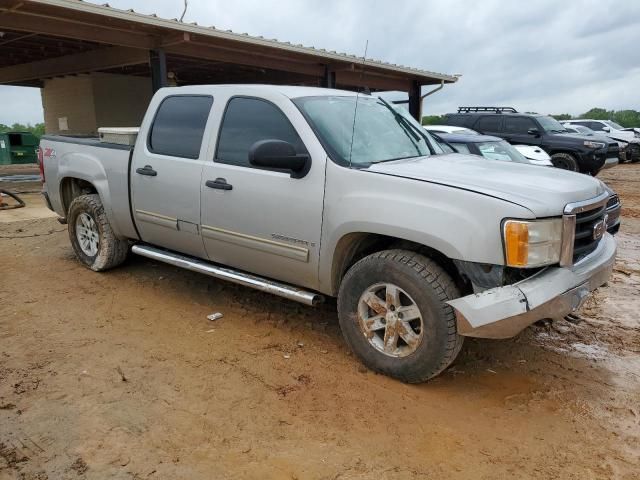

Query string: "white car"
[[562, 119, 638, 143], [423, 125, 479, 135], [513, 145, 553, 166], [562, 120, 639, 163]]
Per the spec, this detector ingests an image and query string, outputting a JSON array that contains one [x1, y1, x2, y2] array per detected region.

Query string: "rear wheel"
[[337, 249, 464, 383], [67, 194, 128, 271], [551, 152, 579, 171]]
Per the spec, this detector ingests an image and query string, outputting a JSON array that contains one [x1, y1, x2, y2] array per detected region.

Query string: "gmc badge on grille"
[[593, 214, 608, 241]]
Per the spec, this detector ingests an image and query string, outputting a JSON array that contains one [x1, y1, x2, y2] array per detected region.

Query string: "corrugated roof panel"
[[25, 0, 457, 83]]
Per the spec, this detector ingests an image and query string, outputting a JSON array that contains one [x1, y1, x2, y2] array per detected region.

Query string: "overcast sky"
[[2, 0, 639, 125]]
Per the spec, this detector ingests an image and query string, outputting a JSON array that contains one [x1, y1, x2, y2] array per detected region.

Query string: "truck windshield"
[[294, 95, 435, 167], [537, 116, 567, 133]]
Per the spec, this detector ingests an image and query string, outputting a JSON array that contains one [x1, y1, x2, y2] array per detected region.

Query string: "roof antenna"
[[348, 40, 369, 167], [359, 40, 371, 96], [179, 0, 188, 22]]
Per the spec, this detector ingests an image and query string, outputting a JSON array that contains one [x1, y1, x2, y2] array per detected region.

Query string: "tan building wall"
[[41, 75, 96, 135], [92, 73, 153, 129], [41, 73, 153, 135]]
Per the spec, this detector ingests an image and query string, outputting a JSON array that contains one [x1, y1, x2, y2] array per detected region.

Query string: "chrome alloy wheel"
[[357, 283, 424, 358], [75, 212, 100, 257]]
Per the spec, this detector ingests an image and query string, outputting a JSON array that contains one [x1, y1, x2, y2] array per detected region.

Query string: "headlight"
[[584, 140, 605, 149], [503, 219, 563, 267], [617, 141, 628, 148]]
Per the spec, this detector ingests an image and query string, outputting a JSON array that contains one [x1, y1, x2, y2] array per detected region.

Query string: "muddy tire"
[[551, 152, 579, 172], [67, 194, 128, 271], [337, 249, 464, 383]]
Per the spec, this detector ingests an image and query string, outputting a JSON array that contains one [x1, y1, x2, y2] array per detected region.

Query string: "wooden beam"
[[0, 32, 37, 47], [165, 42, 325, 78], [326, 63, 356, 72], [335, 70, 412, 92], [161, 32, 191, 48], [0, 11, 156, 49], [0, 46, 149, 83]]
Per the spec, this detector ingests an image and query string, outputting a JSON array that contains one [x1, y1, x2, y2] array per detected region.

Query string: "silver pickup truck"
[[39, 85, 616, 382]]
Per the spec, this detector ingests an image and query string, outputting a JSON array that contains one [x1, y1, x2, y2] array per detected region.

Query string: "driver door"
[[200, 94, 325, 289]]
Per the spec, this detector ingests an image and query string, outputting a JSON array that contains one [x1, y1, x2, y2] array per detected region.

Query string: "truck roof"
[[157, 84, 360, 99]]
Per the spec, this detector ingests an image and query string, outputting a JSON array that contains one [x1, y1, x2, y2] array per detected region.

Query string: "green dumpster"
[[0, 132, 39, 165]]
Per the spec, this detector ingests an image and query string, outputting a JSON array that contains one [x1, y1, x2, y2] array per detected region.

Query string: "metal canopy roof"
[[0, 0, 458, 93]]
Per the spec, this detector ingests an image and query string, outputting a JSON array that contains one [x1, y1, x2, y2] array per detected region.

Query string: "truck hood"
[[367, 153, 604, 217]]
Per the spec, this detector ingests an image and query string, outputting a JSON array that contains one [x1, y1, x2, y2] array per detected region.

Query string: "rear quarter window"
[[148, 95, 213, 159], [443, 114, 467, 127], [474, 116, 503, 133]]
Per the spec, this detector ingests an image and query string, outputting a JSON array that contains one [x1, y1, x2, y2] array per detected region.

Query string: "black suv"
[[442, 107, 619, 175]]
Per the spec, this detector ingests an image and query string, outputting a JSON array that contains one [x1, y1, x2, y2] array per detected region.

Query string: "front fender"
[[318, 163, 535, 295]]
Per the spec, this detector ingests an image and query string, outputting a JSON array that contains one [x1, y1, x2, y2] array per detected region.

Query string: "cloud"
[[0, 86, 43, 126], [1, 0, 638, 125]]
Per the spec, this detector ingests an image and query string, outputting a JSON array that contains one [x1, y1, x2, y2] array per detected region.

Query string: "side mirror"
[[601, 126, 610, 132], [527, 128, 540, 136], [248, 140, 310, 178]]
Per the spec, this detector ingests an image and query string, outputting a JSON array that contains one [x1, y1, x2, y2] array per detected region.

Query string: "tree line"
[[0, 123, 45, 137], [422, 108, 640, 128]]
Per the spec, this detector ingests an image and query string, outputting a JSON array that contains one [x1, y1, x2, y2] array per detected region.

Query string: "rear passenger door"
[[473, 115, 503, 136], [200, 94, 325, 290], [131, 94, 214, 258], [502, 116, 542, 146]]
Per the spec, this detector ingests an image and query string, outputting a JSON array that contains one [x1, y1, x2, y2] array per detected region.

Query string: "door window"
[[148, 95, 213, 159], [475, 116, 502, 132], [216, 97, 307, 167], [588, 122, 605, 131], [504, 116, 537, 134]]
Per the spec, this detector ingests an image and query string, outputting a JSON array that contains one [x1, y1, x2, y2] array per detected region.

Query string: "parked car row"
[[561, 119, 640, 163], [424, 125, 553, 166], [440, 107, 624, 175]]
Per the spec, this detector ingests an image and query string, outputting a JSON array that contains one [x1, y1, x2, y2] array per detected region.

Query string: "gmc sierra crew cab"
[[39, 85, 616, 383]]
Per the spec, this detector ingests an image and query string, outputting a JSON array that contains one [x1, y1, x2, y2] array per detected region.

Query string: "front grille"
[[573, 205, 606, 263], [607, 144, 619, 157]]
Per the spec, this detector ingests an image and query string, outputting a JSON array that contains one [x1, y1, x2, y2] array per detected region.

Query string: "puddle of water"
[[570, 342, 610, 360]]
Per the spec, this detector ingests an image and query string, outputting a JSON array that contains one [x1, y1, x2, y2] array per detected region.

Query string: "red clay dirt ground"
[[1, 164, 639, 479]]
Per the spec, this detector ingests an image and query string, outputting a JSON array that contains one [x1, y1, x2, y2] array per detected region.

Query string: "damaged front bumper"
[[448, 234, 616, 339]]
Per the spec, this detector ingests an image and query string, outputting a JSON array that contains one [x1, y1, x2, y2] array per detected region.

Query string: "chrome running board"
[[131, 244, 324, 306]]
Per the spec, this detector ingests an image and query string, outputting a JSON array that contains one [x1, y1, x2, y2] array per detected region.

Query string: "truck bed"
[[41, 135, 133, 151], [40, 134, 138, 240]]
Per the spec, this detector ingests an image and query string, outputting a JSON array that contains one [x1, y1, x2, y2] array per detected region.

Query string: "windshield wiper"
[[377, 97, 423, 143]]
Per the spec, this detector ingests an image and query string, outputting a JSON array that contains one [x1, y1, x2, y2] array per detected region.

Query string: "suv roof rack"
[[457, 106, 518, 113]]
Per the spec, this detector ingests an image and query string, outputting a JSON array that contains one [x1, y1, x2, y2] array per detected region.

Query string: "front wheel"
[[337, 250, 464, 383], [550, 152, 579, 171], [67, 194, 129, 271]]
